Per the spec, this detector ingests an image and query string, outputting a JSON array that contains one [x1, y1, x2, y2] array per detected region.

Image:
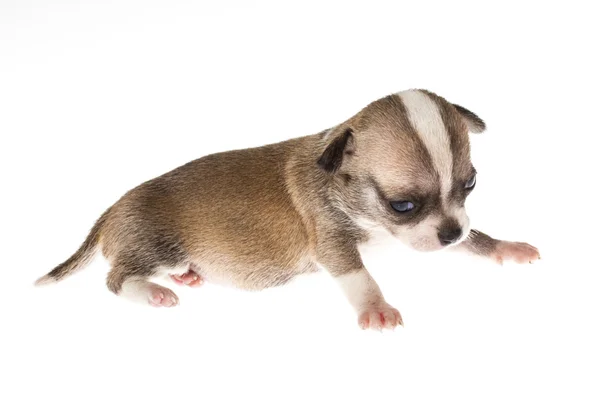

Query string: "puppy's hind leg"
[[107, 264, 179, 307]]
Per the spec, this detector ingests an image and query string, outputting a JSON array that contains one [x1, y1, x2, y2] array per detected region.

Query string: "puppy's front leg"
[[459, 229, 541, 265], [337, 268, 403, 330], [318, 244, 402, 330]]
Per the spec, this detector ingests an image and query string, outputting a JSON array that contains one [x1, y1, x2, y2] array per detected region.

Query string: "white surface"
[[1, 1, 598, 406]]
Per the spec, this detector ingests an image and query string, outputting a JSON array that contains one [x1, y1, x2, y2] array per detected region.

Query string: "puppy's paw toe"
[[148, 286, 179, 307], [358, 303, 403, 331], [493, 241, 540, 265], [170, 269, 203, 287]]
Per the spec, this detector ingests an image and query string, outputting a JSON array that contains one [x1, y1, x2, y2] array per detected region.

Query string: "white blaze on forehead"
[[397, 90, 453, 203]]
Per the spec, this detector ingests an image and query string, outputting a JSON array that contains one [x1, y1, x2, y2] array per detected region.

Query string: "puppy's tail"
[[35, 209, 110, 286]]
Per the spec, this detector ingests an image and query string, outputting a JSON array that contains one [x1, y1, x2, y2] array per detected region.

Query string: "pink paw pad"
[[170, 270, 203, 287], [358, 304, 403, 331], [148, 286, 179, 307]]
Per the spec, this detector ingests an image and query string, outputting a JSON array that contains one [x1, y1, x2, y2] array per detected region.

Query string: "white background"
[[1, 1, 599, 406]]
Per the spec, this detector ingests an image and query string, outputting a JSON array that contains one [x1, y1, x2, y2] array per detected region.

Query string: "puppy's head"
[[318, 89, 486, 252]]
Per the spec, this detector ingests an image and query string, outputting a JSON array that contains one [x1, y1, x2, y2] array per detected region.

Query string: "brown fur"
[[461, 229, 498, 257], [36, 89, 498, 300]]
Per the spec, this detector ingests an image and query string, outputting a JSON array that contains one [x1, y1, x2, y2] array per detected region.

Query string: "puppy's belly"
[[190, 255, 318, 291]]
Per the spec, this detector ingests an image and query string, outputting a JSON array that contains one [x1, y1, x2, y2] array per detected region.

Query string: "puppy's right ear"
[[317, 128, 354, 173], [453, 104, 486, 134]]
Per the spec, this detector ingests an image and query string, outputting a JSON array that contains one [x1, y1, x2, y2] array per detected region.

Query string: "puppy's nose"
[[438, 228, 462, 246]]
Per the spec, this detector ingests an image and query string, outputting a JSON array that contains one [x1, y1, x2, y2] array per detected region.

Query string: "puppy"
[[35, 89, 540, 330]]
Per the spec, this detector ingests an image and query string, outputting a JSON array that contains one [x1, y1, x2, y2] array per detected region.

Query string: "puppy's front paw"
[[493, 241, 541, 265], [358, 303, 403, 331]]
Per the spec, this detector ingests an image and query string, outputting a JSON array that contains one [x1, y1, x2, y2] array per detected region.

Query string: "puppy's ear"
[[317, 128, 354, 173], [453, 104, 486, 134]]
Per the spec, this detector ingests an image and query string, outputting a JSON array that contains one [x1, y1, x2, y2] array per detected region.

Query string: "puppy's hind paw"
[[493, 241, 541, 265], [148, 285, 179, 307], [170, 269, 203, 287]]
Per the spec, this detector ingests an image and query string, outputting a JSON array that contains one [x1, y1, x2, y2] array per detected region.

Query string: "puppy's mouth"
[[411, 241, 445, 252], [405, 230, 471, 252]]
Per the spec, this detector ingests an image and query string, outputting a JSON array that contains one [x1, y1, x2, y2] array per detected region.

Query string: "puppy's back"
[[102, 137, 315, 289]]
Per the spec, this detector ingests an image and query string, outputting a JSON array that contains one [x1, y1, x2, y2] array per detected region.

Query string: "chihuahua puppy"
[[36, 89, 540, 330]]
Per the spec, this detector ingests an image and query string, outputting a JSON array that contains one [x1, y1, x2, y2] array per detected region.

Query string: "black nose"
[[438, 228, 463, 246]]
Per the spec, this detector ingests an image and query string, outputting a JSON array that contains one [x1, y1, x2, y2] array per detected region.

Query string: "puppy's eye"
[[390, 201, 415, 213], [465, 174, 476, 189]]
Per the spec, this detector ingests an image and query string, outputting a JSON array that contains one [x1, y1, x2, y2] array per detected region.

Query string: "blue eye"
[[465, 174, 476, 189], [390, 201, 415, 213]]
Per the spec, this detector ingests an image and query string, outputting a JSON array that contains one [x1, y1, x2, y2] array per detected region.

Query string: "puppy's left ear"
[[453, 104, 486, 134], [317, 127, 354, 173]]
